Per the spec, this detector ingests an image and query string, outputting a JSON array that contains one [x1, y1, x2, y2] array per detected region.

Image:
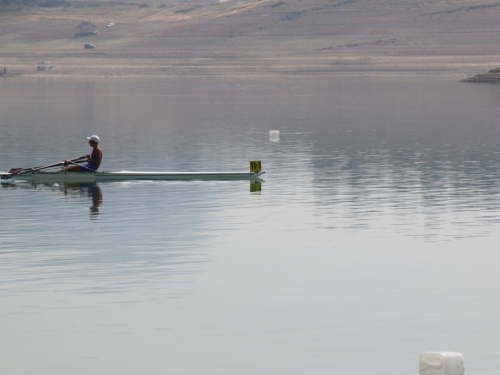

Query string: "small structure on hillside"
[[37, 61, 51, 71], [75, 21, 98, 38]]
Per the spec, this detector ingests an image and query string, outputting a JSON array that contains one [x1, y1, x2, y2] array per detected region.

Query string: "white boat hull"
[[2, 170, 264, 183]]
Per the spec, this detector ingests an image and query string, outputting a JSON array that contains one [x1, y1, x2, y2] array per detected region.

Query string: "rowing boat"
[[2, 170, 264, 182], [1, 156, 264, 183]]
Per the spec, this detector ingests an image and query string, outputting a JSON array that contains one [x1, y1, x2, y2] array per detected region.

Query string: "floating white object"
[[269, 130, 280, 142], [419, 352, 464, 375]]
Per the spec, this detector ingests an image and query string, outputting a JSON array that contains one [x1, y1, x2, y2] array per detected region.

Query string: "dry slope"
[[1, 0, 500, 77]]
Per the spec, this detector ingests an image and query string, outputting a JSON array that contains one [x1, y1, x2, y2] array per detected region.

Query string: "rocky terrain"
[[461, 67, 500, 82], [1, 0, 500, 78]]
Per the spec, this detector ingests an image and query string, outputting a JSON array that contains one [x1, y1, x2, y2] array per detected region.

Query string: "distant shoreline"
[[0, 57, 494, 80], [0, 68, 492, 80]]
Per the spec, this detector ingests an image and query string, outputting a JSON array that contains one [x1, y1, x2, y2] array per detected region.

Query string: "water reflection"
[[60, 183, 103, 219], [250, 180, 262, 194], [2, 181, 103, 220], [309, 146, 500, 240], [0, 179, 223, 296]]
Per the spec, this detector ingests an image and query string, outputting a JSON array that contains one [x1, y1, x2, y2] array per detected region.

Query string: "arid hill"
[[1, 0, 500, 77]]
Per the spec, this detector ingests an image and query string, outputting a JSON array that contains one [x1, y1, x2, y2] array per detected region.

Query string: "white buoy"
[[269, 130, 280, 142], [419, 352, 464, 375]]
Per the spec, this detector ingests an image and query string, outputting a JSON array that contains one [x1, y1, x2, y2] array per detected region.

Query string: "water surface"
[[1, 76, 500, 374]]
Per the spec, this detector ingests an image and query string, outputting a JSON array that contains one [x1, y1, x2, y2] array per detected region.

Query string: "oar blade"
[[2, 156, 87, 179]]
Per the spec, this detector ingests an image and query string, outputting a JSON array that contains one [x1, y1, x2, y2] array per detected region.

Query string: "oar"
[[30, 156, 87, 173], [1, 156, 86, 179]]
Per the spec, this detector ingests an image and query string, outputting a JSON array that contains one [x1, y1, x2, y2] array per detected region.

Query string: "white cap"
[[87, 135, 100, 143]]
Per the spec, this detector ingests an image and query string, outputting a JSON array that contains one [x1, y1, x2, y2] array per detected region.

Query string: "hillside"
[[1, 0, 500, 77]]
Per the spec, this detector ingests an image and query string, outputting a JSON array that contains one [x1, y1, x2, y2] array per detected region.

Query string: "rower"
[[64, 135, 103, 172]]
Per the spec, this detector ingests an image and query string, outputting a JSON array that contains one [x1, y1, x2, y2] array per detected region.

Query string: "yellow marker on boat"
[[250, 161, 261, 173]]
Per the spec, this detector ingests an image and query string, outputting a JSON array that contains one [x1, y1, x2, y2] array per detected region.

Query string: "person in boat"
[[64, 135, 103, 172]]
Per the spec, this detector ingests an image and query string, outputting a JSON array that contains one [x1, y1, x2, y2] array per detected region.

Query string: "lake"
[[1, 75, 500, 375]]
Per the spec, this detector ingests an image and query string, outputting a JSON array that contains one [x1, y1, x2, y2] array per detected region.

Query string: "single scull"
[[1, 157, 264, 182]]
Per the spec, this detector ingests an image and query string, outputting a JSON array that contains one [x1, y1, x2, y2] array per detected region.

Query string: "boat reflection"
[[2, 181, 103, 220], [61, 182, 103, 219], [2, 179, 260, 218]]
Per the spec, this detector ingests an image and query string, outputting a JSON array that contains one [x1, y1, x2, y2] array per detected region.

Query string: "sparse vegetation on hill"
[[0, 0, 106, 8], [1, 0, 65, 7], [1, 0, 500, 78]]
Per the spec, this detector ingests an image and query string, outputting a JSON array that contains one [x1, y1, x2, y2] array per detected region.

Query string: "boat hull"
[[2, 170, 264, 183]]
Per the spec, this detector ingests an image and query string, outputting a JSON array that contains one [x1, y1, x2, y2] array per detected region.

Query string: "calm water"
[[1, 76, 500, 374]]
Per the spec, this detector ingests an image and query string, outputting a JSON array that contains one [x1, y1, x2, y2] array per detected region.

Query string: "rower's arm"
[[86, 148, 102, 165], [87, 152, 98, 163]]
